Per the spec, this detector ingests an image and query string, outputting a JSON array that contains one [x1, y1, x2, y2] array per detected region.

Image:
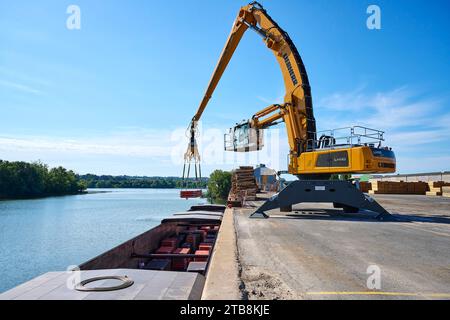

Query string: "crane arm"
[[246, 3, 317, 156], [189, 2, 316, 159], [182, 5, 251, 181], [192, 9, 250, 123]]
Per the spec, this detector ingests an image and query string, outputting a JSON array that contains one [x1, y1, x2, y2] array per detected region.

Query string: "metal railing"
[[223, 125, 385, 153], [306, 126, 385, 152]]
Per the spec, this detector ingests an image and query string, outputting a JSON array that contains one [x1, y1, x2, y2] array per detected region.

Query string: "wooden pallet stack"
[[368, 180, 428, 195], [359, 182, 372, 193], [426, 181, 450, 196], [442, 186, 450, 198], [229, 166, 258, 203]]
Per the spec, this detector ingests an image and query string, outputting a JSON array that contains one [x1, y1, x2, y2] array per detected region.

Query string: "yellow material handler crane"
[[184, 2, 396, 219]]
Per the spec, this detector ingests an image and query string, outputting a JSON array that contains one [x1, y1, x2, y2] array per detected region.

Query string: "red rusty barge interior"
[[79, 204, 226, 276]]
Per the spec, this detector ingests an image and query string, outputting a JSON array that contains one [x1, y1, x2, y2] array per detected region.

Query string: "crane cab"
[[224, 121, 264, 152]]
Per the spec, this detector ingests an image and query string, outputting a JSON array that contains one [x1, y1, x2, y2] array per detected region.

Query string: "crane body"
[[184, 2, 395, 219]]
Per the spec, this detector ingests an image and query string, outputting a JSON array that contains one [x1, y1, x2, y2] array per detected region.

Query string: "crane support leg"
[[251, 180, 393, 221]]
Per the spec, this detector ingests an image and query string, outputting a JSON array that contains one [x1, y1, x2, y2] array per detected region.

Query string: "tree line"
[[0, 160, 86, 199], [0, 159, 225, 200], [77, 174, 208, 189]]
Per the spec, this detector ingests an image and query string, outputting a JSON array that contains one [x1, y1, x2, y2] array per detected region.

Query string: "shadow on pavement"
[[265, 208, 450, 224]]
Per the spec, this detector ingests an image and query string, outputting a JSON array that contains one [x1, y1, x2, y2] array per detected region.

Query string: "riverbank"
[[0, 189, 212, 201], [0, 191, 88, 201]]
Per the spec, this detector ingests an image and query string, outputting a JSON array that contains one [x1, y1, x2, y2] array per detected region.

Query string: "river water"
[[0, 189, 207, 293]]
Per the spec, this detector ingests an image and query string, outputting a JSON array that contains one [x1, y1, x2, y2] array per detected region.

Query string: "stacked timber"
[[368, 180, 428, 195], [359, 182, 372, 193], [426, 181, 450, 196], [229, 166, 258, 202], [442, 186, 450, 198]]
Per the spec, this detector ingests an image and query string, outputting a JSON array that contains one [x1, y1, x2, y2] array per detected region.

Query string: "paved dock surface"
[[234, 194, 450, 300]]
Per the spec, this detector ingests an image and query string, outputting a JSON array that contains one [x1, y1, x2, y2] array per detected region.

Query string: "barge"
[[0, 204, 226, 300]]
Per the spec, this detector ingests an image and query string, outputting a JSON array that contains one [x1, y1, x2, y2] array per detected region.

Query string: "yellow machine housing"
[[295, 146, 396, 175]]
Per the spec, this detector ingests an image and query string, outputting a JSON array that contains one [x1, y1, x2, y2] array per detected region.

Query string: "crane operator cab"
[[224, 121, 264, 152]]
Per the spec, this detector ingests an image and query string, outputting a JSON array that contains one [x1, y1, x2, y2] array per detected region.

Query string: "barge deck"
[[0, 204, 226, 300], [0, 269, 205, 300]]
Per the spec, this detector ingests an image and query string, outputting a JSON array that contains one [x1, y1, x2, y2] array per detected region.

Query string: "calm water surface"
[[0, 189, 206, 293]]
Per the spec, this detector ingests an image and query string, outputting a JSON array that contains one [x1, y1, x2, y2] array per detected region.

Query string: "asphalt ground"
[[234, 194, 450, 300]]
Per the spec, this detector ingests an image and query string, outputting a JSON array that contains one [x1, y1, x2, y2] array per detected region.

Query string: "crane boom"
[[191, 1, 316, 152], [192, 10, 248, 123]]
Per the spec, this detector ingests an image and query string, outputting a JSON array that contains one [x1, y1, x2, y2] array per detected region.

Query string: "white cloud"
[[318, 86, 449, 146], [319, 84, 371, 111], [390, 129, 450, 148], [317, 86, 450, 173], [0, 79, 43, 95], [0, 129, 184, 175], [0, 124, 291, 175], [0, 67, 52, 87], [256, 92, 285, 105], [397, 155, 450, 174], [0, 131, 172, 158], [1, 86, 448, 175]]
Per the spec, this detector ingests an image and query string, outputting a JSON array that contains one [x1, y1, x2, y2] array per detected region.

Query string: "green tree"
[[0, 160, 85, 198], [207, 170, 232, 200]]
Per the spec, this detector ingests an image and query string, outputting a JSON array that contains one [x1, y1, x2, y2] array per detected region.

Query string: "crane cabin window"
[[224, 122, 264, 152]]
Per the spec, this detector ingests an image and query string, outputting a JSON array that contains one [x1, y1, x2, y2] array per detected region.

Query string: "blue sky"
[[0, 0, 449, 176]]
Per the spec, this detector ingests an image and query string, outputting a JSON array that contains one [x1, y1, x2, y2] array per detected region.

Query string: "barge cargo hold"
[[0, 204, 226, 300]]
